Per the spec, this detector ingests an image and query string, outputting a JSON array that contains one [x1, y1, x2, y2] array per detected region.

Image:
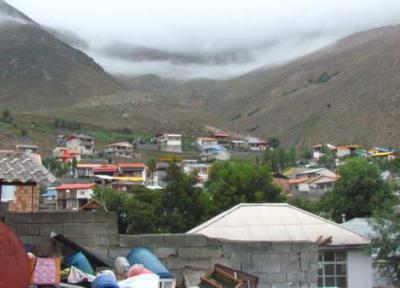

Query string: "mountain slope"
[[171, 25, 400, 146], [0, 1, 125, 108]]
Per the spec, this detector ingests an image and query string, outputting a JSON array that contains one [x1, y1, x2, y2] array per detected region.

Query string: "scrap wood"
[[315, 235, 333, 246], [51, 231, 112, 268]]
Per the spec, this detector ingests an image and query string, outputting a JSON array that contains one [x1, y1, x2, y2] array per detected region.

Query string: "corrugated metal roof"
[[187, 203, 369, 246], [0, 152, 56, 183]]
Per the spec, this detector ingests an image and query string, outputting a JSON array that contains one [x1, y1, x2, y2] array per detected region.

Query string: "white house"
[[188, 203, 372, 288], [195, 137, 218, 150], [157, 133, 182, 153], [289, 168, 338, 198], [181, 161, 211, 186], [245, 137, 268, 151], [104, 142, 133, 158], [43, 183, 95, 211], [65, 134, 94, 156]]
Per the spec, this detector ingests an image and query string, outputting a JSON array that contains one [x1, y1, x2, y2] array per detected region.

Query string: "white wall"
[[347, 250, 372, 288]]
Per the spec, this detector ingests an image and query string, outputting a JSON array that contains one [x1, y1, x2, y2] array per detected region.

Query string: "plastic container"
[[63, 251, 94, 275], [92, 273, 119, 288], [126, 247, 173, 278], [114, 257, 130, 275], [127, 264, 153, 278]]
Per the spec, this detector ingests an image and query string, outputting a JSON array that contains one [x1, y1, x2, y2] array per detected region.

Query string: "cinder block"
[[183, 258, 212, 270], [270, 253, 289, 262], [292, 243, 312, 253], [39, 224, 64, 236], [63, 223, 89, 235], [16, 224, 40, 235], [165, 257, 186, 270], [305, 271, 318, 282], [184, 234, 208, 246], [178, 246, 222, 259], [282, 262, 301, 272], [252, 253, 270, 263], [268, 272, 287, 283], [163, 234, 188, 247], [108, 248, 131, 259], [286, 271, 306, 282], [95, 212, 118, 223], [153, 247, 177, 258], [262, 264, 281, 273], [140, 234, 165, 248], [119, 235, 144, 248], [271, 243, 292, 253]]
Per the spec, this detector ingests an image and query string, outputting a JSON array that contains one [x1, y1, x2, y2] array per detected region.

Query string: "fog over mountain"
[[6, 0, 400, 79]]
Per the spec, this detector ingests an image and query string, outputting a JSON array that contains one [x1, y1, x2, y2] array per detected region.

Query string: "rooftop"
[[0, 152, 56, 183], [187, 203, 369, 246]]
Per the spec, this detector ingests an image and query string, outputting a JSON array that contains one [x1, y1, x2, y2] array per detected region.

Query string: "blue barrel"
[[63, 251, 94, 275], [126, 247, 173, 278], [92, 274, 119, 288]]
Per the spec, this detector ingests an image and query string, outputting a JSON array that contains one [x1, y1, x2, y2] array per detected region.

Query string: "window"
[[318, 251, 347, 288], [1, 185, 16, 202]]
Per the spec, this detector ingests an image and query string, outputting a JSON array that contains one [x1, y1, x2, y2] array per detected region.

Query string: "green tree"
[[206, 161, 285, 215], [42, 157, 70, 177], [2, 109, 12, 123], [319, 147, 336, 169], [321, 157, 394, 222], [161, 161, 207, 232], [268, 136, 280, 149], [370, 211, 400, 286], [146, 158, 157, 181]]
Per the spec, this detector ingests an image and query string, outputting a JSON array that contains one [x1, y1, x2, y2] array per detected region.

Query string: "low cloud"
[[6, 0, 400, 79]]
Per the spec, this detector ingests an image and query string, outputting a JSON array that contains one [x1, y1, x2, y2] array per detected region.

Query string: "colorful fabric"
[[30, 257, 61, 285]]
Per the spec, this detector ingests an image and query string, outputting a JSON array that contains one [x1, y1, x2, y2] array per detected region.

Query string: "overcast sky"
[[6, 0, 400, 79]]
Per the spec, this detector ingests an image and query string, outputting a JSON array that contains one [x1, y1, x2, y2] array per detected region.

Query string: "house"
[[53, 147, 81, 163], [272, 174, 291, 196], [43, 183, 95, 211], [341, 218, 393, 288], [245, 137, 268, 151], [211, 131, 231, 147], [181, 161, 211, 186], [93, 164, 118, 177], [230, 139, 247, 152], [117, 163, 146, 185], [65, 134, 95, 156], [16, 144, 40, 154], [157, 133, 182, 153], [104, 142, 133, 158], [146, 161, 169, 189], [289, 168, 338, 198], [75, 163, 99, 178], [195, 137, 218, 150], [370, 151, 396, 161], [0, 151, 56, 213], [200, 145, 231, 162], [188, 203, 372, 288]]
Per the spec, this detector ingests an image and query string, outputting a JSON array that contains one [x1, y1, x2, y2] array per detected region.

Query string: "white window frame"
[[318, 250, 347, 288]]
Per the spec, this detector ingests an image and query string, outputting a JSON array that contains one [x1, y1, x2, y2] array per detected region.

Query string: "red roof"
[[93, 165, 118, 173], [212, 132, 230, 138], [118, 163, 146, 168], [56, 183, 95, 190]]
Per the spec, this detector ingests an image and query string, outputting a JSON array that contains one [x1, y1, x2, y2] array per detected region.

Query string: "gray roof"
[[187, 203, 369, 246], [341, 218, 377, 239], [0, 152, 56, 184]]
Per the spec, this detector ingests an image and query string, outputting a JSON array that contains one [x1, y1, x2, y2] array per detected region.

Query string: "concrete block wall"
[[113, 234, 319, 288], [4, 211, 118, 256]]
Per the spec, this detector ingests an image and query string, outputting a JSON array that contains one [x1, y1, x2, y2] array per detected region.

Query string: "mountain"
[[165, 25, 400, 146], [0, 0, 125, 108]]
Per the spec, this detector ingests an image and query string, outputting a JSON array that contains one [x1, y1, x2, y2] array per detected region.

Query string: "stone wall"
[[113, 234, 318, 288], [4, 212, 319, 287], [4, 211, 118, 256]]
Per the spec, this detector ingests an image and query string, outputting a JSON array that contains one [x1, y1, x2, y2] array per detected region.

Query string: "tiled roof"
[[0, 152, 56, 183]]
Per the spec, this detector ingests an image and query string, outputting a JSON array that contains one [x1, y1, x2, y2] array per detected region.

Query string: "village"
[[1, 129, 400, 288]]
